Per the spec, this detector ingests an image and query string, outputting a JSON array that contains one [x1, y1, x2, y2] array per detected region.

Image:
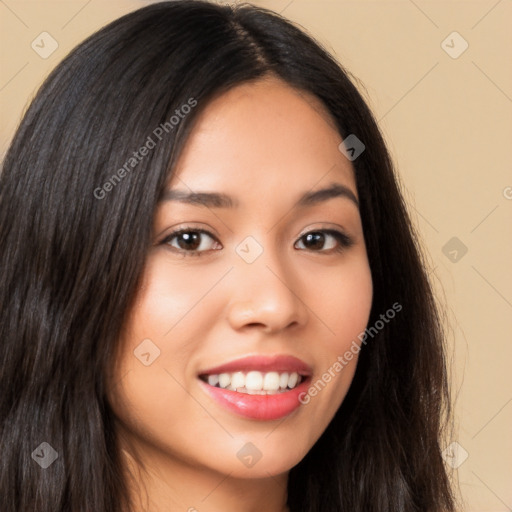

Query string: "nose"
[[225, 251, 309, 334]]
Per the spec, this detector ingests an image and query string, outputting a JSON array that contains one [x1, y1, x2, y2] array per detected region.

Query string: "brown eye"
[[162, 229, 221, 254], [294, 230, 353, 252]]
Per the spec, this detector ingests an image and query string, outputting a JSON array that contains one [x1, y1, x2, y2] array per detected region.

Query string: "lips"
[[197, 355, 312, 421]]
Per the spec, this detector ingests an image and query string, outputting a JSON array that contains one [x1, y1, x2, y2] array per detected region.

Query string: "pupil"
[[178, 232, 200, 250], [305, 232, 324, 249]]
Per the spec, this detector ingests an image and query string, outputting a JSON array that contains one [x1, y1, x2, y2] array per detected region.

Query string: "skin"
[[108, 76, 373, 512]]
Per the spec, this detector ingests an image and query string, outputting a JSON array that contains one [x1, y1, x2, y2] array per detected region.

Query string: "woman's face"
[[109, 77, 373, 481]]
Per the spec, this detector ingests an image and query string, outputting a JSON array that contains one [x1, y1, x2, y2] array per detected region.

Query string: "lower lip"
[[198, 378, 310, 421]]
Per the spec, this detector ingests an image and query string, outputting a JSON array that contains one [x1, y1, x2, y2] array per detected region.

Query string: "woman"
[[0, 1, 456, 511]]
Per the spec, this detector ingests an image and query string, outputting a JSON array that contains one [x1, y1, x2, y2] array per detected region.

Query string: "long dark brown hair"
[[0, 2, 455, 511]]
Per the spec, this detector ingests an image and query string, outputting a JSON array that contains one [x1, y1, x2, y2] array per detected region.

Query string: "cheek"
[[297, 254, 372, 414], [108, 256, 221, 418], [332, 267, 373, 345], [121, 255, 231, 362], [305, 253, 373, 349], [132, 257, 224, 333]]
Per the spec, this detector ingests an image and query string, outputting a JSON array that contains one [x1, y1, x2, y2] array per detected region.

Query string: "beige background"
[[1, 1, 511, 510]]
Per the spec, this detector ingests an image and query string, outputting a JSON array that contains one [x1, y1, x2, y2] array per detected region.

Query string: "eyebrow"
[[161, 182, 359, 209]]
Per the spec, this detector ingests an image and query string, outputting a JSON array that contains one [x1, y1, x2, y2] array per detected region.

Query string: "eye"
[[294, 229, 353, 253], [161, 229, 221, 255]]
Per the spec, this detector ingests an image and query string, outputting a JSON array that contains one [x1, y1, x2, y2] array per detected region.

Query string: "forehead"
[[170, 77, 356, 199]]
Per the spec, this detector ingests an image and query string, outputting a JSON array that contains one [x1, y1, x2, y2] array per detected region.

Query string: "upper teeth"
[[205, 371, 302, 394]]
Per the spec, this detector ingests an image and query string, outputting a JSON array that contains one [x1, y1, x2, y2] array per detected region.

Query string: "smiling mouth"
[[198, 371, 307, 395]]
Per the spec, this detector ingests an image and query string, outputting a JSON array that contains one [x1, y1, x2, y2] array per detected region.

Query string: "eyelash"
[[160, 228, 354, 257]]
